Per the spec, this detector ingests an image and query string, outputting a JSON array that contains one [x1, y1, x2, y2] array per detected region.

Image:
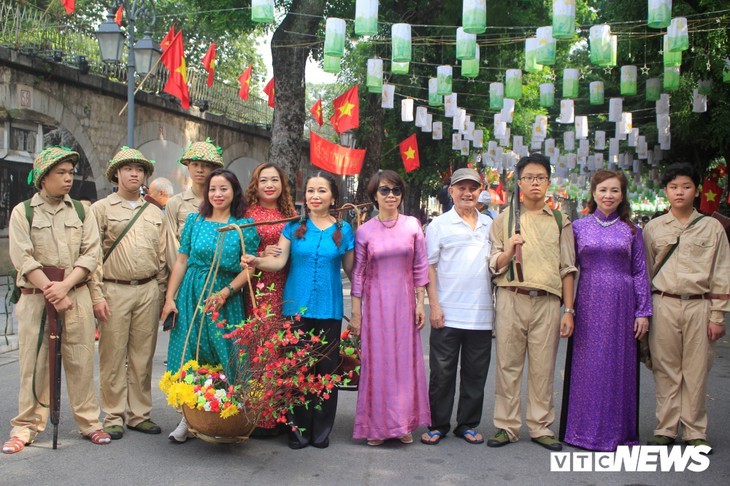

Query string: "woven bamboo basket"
[[183, 406, 258, 444]]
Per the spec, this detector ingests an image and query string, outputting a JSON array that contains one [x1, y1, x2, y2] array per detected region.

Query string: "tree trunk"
[[269, 0, 325, 201], [355, 93, 384, 204]]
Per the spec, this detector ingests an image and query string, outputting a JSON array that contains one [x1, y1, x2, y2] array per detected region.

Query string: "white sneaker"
[[168, 417, 194, 443]]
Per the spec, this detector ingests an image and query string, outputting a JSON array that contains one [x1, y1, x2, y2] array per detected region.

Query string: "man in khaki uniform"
[[89, 148, 168, 440], [165, 141, 224, 268], [487, 154, 577, 452], [644, 163, 729, 452], [3, 147, 110, 454]]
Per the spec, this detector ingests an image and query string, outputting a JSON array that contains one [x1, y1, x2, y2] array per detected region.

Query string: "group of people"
[[3, 145, 728, 458]]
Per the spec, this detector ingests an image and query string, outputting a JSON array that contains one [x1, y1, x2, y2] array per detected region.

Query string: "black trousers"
[[428, 326, 492, 435], [287, 317, 341, 447]]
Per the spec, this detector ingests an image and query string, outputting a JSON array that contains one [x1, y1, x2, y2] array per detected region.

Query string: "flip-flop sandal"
[[367, 439, 385, 446], [84, 430, 112, 445], [2, 437, 27, 454], [400, 433, 414, 444], [456, 429, 484, 444], [420, 430, 443, 445]]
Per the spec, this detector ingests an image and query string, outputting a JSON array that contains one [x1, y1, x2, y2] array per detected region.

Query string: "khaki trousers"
[[493, 288, 561, 441], [10, 288, 102, 442], [99, 280, 160, 428], [649, 294, 715, 441]]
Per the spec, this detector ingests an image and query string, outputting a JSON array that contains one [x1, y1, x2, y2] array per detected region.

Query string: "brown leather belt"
[[21, 282, 86, 295], [103, 276, 155, 286], [504, 286, 550, 297], [652, 290, 708, 300]]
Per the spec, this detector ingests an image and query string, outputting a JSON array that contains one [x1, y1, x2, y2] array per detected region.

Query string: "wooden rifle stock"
[[513, 182, 524, 282], [42, 266, 65, 450]]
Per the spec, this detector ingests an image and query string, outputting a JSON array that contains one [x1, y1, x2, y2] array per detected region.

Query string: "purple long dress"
[[562, 211, 652, 451], [351, 215, 431, 439]]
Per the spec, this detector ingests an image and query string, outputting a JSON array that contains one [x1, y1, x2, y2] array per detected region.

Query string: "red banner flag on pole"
[[202, 43, 216, 87], [160, 26, 176, 57], [330, 85, 359, 134], [309, 98, 323, 126], [238, 65, 252, 101], [310, 132, 366, 176], [399, 133, 420, 172], [160, 32, 190, 109], [61, 0, 75, 14], [263, 77, 275, 108], [114, 5, 123, 26], [700, 178, 722, 214]]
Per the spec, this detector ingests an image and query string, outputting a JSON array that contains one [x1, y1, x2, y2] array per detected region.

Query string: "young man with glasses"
[[487, 153, 577, 451]]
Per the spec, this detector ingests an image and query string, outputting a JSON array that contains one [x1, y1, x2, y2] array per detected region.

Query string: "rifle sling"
[[32, 309, 49, 408], [103, 202, 150, 263]]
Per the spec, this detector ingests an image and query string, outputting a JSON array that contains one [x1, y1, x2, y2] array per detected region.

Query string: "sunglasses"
[[377, 185, 403, 197]]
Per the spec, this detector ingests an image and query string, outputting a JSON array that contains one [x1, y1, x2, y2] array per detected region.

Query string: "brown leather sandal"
[[2, 436, 27, 454], [84, 430, 112, 445]]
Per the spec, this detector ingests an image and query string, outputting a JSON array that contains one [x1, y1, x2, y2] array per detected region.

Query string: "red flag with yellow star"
[[238, 65, 252, 101], [160, 32, 190, 109], [114, 6, 123, 26], [700, 177, 722, 214], [160, 26, 176, 56], [399, 133, 420, 172], [61, 0, 75, 14], [263, 77, 275, 108], [202, 43, 216, 87], [330, 85, 359, 134], [309, 98, 323, 126]]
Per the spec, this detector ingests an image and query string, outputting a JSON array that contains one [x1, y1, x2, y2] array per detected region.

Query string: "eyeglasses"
[[519, 175, 549, 184], [377, 185, 403, 196]]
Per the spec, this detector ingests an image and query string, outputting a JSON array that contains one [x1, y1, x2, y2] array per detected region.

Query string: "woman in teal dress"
[[161, 169, 259, 442]]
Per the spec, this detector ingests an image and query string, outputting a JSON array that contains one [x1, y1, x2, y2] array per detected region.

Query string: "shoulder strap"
[[23, 198, 85, 226], [103, 202, 151, 263], [23, 199, 33, 226], [70, 199, 85, 222], [652, 215, 705, 281], [552, 209, 563, 236]]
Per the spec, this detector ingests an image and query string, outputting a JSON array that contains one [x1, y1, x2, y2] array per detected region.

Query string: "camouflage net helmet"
[[106, 147, 155, 183], [29, 146, 79, 190], [178, 138, 224, 167]]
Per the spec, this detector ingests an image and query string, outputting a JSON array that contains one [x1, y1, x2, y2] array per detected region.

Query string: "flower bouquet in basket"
[[337, 328, 361, 390]]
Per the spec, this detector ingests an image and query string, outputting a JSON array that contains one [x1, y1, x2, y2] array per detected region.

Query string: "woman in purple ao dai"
[[350, 171, 430, 446], [560, 169, 652, 451]]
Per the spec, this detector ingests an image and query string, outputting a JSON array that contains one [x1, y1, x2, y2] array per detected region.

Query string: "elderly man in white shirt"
[[421, 168, 494, 446]]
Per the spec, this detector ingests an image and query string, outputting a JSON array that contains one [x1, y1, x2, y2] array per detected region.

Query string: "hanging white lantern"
[[663, 35, 682, 67], [423, 114, 433, 133], [474, 129, 484, 148], [324, 18, 346, 57], [563, 68, 580, 98], [646, 78, 661, 101], [463, 122, 475, 140], [660, 131, 671, 150], [392, 61, 409, 74], [251, 0, 274, 23], [575, 116, 588, 140], [589, 25, 612, 66], [535, 115, 548, 137], [392, 23, 412, 62], [692, 89, 708, 113], [461, 46, 480, 78], [559, 99, 574, 124], [401, 98, 414, 122], [536, 26, 556, 65], [367, 58, 384, 94], [648, 0, 672, 29], [355, 0, 379, 36], [381, 83, 395, 109], [564, 131, 575, 151], [432, 121, 443, 140], [415, 106, 429, 127], [595, 130, 606, 150], [621, 112, 633, 135], [456, 27, 477, 60], [553, 0, 576, 39], [501, 98, 515, 123], [461, 140, 471, 156], [525, 38, 543, 73], [620, 65, 638, 96], [595, 152, 604, 167], [453, 109, 467, 131], [608, 98, 623, 122], [656, 93, 671, 115], [539, 83, 555, 107], [428, 78, 443, 107], [609, 138, 619, 165], [444, 93, 458, 117], [494, 114, 507, 138], [463, 0, 487, 34], [589, 81, 604, 105], [505, 69, 522, 99], [656, 114, 670, 139], [452, 133, 462, 150], [437, 65, 453, 95], [499, 131, 511, 147], [490, 82, 504, 110], [628, 128, 639, 147], [578, 139, 590, 157], [667, 17, 689, 52], [637, 136, 648, 158]]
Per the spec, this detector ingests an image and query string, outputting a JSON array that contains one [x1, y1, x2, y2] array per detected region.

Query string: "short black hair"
[[661, 162, 700, 188], [516, 153, 551, 179], [366, 170, 406, 209]]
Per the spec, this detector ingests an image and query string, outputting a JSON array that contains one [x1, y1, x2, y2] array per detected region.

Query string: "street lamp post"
[[96, 1, 160, 148]]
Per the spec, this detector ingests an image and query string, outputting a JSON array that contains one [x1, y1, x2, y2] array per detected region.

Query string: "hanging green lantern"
[[646, 78, 661, 101], [589, 81, 604, 105], [392, 61, 409, 74], [490, 82, 504, 110], [251, 0, 274, 23], [437, 65, 453, 95], [323, 55, 341, 73], [461, 47, 480, 78], [589, 25, 612, 66], [355, 0, 379, 36], [524, 38, 543, 73], [620, 65, 638, 96], [456, 27, 477, 60], [663, 66, 680, 91], [667, 17, 689, 52], [562, 68, 579, 98], [539, 83, 555, 107], [552, 0, 576, 39], [324, 18, 346, 57], [505, 69, 522, 99], [607, 35, 618, 67], [648, 0, 672, 29], [663, 35, 682, 67], [367, 58, 383, 94], [535, 26, 556, 66], [463, 0, 487, 34], [392, 23, 412, 63], [429, 78, 443, 107]]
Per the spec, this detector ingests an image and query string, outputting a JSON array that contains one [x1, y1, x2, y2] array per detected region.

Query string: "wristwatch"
[[564, 307, 575, 316], [226, 284, 236, 296]]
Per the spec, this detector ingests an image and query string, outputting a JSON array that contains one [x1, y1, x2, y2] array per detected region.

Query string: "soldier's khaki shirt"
[[9, 193, 100, 287], [489, 204, 577, 298], [165, 188, 202, 269], [89, 193, 168, 304], [644, 209, 730, 323]]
